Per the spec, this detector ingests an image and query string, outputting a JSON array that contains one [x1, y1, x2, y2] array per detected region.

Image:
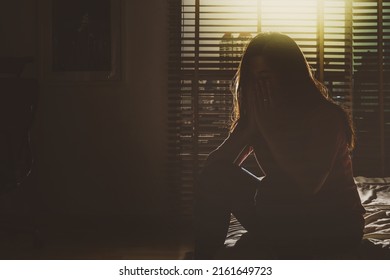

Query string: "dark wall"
[[1, 0, 170, 231], [0, 0, 37, 77]]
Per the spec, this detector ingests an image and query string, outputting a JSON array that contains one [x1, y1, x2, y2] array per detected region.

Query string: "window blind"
[[168, 0, 390, 221], [352, 0, 390, 176], [385, 1, 390, 176]]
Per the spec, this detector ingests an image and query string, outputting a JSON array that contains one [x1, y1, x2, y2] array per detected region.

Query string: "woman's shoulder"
[[307, 99, 346, 124], [304, 98, 353, 149]]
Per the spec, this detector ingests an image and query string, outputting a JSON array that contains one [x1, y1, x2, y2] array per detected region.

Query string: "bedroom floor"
[[0, 221, 194, 260]]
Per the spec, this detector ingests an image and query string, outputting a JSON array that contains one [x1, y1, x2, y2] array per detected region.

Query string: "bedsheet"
[[355, 177, 390, 249]]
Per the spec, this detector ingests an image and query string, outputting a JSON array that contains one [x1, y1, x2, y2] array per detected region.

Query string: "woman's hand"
[[251, 78, 289, 135], [205, 120, 254, 167]]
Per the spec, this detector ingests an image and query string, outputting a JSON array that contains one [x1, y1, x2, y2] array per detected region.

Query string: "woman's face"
[[249, 55, 287, 106], [250, 56, 276, 83]]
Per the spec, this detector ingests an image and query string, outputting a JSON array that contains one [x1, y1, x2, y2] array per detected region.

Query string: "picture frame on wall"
[[40, 0, 121, 82]]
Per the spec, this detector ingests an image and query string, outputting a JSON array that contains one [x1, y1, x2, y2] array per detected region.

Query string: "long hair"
[[230, 32, 355, 151]]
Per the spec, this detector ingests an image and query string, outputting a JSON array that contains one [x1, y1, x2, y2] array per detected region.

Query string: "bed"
[[222, 176, 390, 259]]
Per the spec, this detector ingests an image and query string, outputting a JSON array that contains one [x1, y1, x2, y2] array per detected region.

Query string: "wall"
[[0, 0, 37, 77], [0, 0, 171, 232]]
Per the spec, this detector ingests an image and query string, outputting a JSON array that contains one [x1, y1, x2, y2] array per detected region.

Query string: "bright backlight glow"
[[260, 0, 318, 34]]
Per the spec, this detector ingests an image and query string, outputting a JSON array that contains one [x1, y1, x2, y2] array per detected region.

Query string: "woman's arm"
[[205, 122, 253, 167]]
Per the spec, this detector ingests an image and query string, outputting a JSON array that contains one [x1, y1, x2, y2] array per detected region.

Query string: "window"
[[168, 0, 390, 220], [352, 0, 390, 177]]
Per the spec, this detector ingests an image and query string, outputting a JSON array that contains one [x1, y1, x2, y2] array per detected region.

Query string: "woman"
[[194, 32, 366, 259]]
